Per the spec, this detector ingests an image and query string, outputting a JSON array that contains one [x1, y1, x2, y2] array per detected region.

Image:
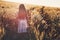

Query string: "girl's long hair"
[[17, 4, 27, 19], [19, 4, 26, 13]]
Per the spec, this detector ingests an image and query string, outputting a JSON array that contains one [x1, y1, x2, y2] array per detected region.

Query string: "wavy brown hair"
[[19, 4, 26, 13]]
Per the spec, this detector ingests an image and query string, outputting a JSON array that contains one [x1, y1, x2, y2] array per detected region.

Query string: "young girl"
[[17, 4, 28, 33], [12, 4, 29, 40]]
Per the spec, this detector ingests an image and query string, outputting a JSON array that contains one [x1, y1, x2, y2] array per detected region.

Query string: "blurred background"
[[0, 1, 60, 40]]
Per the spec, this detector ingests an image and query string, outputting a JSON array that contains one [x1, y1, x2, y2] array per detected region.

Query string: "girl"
[[17, 4, 28, 33], [14, 4, 29, 40]]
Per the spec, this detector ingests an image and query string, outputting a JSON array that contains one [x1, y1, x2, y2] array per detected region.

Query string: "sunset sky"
[[1, 0, 60, 8]]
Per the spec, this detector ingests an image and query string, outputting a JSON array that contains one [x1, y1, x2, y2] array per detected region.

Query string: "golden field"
[[0, 1, 60, 40]]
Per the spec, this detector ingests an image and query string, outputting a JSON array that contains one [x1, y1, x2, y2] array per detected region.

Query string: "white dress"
[[18, 19, 28, 33]]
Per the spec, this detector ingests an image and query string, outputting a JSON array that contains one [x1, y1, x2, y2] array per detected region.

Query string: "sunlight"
[[2, 0, 60, 8]]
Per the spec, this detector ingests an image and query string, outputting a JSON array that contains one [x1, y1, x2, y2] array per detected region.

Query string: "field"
[[0, 1, 60, 40]]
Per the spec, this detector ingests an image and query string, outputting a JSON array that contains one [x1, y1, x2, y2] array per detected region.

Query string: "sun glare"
[[1, 0, 60, 8]]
